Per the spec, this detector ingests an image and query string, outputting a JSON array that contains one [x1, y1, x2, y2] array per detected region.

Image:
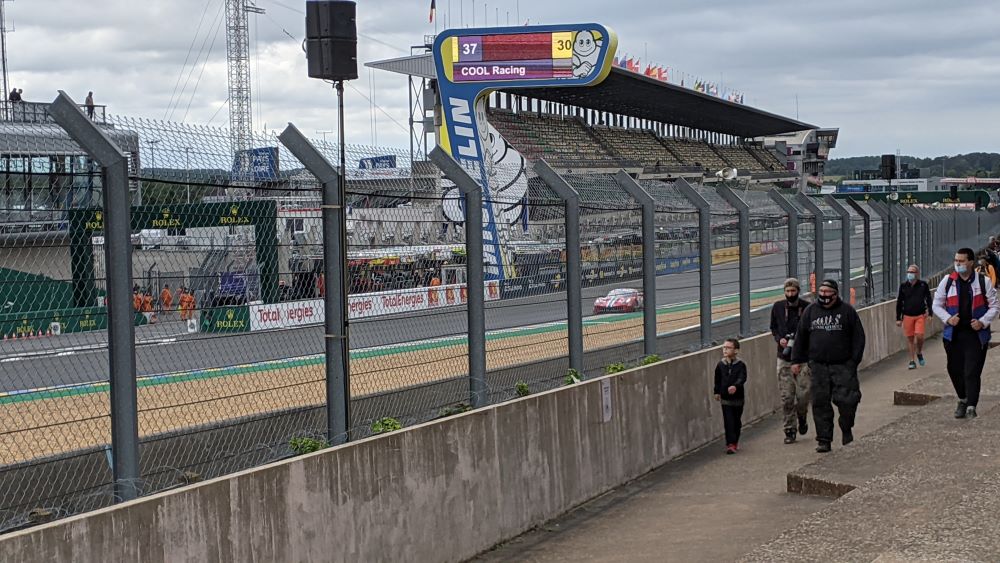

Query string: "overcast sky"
[[5, 0, 999, 157]]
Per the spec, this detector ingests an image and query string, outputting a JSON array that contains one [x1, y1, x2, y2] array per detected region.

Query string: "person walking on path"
[[932, 248, 999, 420], [791, 279, 866, 453], [896, 264, 933, 370], [713, 338, 747, 455], [770, 277, 811, 444]]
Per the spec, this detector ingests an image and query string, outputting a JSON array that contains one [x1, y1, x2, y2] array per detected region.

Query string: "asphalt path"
[[0, 236, 875, 393]]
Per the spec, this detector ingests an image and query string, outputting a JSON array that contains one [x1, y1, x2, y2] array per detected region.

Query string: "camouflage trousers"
[[777, 359, 811, 433]]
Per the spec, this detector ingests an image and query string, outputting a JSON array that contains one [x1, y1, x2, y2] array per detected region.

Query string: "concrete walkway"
[[475, 338, 955, 562]]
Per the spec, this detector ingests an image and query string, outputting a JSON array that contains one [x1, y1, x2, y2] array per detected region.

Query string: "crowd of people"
[[713, 237, 1000, 455], [131, 284, 197, 322]]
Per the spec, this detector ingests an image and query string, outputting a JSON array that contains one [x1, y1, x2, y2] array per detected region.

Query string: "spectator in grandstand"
[[8, 88, 21, 102], [932, 248, 999, 420], [713, 338, 747, 455], [791, 279, 866, 453], [896, 265, 933, 370], [133, 288, 142, 312], [85, 91, 95, 119], [770, 278, 810, 444]]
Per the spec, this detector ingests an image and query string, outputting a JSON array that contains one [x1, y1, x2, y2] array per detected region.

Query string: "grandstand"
[[370, 52, 817, 188]]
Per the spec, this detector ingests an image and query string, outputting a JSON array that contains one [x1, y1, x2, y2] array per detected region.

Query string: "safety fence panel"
[[98, 116, 324, 495], [693, 186, 740, 328], [564, 173, 646, 378], [644, 181, 705, 355], [483, 164, 568, 400], [742, 190, 791, 335], [0, 122, 115, 533]]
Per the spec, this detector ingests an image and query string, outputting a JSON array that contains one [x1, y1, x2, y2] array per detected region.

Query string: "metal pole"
[[796, 194, 825, 294], [430, 147, 487, 407], [184, 147, 191, 204], [845, 199, 873, 302], [824, 196, 852, 301], [615, 171, 657, 353], [719, 186, 751, 337], [278, 123, 350, 445], [676, 179, 712, 345], [868, 201, 891, 297], [534, 160, 583, 373], [769, 189, 798, 280], [49, 91, 140, 501]]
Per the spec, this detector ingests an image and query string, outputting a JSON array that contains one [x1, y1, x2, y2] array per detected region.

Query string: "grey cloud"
[[5, 0, 999, 156]]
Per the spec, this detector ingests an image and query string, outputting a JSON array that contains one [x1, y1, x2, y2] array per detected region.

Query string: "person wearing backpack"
[[932, 248, 1000, 419]]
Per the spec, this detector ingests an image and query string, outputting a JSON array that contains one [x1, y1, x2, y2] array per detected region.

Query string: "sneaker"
[[917, 354, 925, 367], [842, 430, 854, 445], [955, 400, 968, 419], [816, 442, 832, 453], [967, 406, 978, 419], [784, 431, 796, 444], [726, 444, 737, 454], [798, 416, 809, 436], [907, 361, 916, 370]]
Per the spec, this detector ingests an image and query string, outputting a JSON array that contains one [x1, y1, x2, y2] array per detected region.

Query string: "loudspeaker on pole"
[[306, 1, 358, 81]]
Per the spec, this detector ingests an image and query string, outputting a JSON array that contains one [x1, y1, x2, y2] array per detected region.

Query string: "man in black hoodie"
[[770, 277, 811, 444], [791, 279, 866, 453]]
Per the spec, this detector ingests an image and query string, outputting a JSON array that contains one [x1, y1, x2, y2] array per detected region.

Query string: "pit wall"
[[0, 298, 936, 563]]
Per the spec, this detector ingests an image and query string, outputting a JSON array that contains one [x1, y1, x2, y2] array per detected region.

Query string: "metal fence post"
[[48, 91, 140, 501], [769, 189, 798, 280], [277, 124, 349, 445], [900, 206, 915, 270], [845, 199, 873, 302], [615, 171, 658, 353], [676, 179, 713, 346], [534, 160, 584, 373], [429, 147, 488, 408], [824, 196, 852, 301], [718, 186, 751, 337], [795, 194, 825, 293]]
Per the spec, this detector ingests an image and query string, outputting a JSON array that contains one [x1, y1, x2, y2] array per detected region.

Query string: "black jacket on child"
[[714, 358, 748, 405]]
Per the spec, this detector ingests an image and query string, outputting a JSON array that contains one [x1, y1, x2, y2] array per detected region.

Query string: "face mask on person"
[[955, 263, 968, 274], [906, 273, 916, 281], [817, 294, 834, 306], [785, 294, 798, 303]]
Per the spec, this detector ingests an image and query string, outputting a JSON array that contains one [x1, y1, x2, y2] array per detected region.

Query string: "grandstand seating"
[[486, 109, 788, 178], [713, 145, 767, 173], [659, 138, 729, 172], [487, 110, 618, 167], [592, 127, 683, 168]]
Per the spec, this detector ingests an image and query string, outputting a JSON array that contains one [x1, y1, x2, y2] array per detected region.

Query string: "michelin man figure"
[[572, 30, 602, 78]]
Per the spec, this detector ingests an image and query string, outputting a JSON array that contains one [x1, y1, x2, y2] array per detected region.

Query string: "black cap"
[[819, 279, 839, 292]]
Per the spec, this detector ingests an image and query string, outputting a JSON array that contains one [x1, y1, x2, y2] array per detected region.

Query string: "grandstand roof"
[[367, 54, 815, 138]]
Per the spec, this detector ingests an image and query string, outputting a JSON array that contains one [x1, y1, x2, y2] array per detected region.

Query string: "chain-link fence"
[[3, 97, 1000, 532]]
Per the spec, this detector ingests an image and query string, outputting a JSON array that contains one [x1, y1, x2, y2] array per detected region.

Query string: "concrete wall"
[[0, 299, 929, 563]]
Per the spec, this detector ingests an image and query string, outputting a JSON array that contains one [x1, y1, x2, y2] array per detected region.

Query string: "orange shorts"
[[902, 315, 926, 337]]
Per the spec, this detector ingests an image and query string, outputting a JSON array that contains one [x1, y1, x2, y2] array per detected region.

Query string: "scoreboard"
[[441, 29, 612, 83], [450, 32, 577, 82], [432, 24, 617, 284]]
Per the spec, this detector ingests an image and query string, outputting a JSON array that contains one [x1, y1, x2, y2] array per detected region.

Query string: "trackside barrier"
[[0, 299, 936, 562]]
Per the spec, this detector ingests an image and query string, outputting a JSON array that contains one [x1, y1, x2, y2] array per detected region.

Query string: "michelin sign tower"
[[433, 24, 618, 284]]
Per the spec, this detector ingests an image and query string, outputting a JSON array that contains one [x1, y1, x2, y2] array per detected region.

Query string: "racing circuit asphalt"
[[0, 236, 874, 394]]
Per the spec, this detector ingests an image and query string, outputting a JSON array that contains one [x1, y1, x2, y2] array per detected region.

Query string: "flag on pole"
[[429, 0, 436, 23]]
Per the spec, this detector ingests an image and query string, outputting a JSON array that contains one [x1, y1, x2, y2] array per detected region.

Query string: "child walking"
[[714, 338, 748, 454]]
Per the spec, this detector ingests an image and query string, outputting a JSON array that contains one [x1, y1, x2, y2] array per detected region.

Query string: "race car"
[[593, 288, 643, 314]]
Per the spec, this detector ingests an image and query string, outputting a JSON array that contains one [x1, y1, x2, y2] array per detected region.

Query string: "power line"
[[181, 8, 226, 123], [345, 81, 408, 134], [164, 0, 216, 120]]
